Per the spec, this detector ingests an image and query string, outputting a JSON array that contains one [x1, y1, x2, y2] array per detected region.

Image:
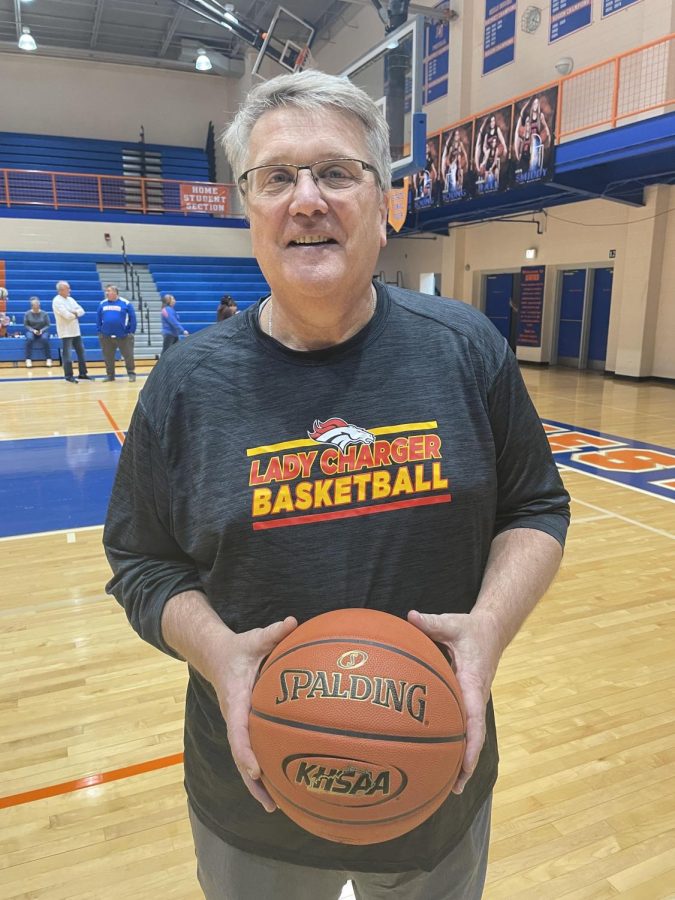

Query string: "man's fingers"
[[407, 609, 459, 643]]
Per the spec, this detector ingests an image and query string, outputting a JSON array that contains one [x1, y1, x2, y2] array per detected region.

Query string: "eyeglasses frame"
[[237, 157, 382, 197]]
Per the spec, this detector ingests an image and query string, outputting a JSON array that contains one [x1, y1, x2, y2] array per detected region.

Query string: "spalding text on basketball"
[[275, 668, 427, 723]]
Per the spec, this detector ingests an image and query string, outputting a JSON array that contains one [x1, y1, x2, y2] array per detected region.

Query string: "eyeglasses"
[[238, 158, 380, 198]]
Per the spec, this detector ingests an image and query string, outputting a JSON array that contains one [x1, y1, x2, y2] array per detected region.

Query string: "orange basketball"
[[249, 608, 466, 845]]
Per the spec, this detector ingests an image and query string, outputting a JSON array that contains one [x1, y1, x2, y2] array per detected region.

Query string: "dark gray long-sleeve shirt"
[[23, 310, 50, 333], [104, 283, 570, 872]]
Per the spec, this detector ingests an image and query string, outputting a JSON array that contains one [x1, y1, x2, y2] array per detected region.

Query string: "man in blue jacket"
[[97, 284, 137, 382]]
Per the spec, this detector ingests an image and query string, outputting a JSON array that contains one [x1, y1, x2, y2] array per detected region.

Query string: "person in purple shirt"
[[161, 294, 189, 355]]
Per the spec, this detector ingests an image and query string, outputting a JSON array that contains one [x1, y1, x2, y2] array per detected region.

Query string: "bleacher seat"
[[0, 251, 269, 364]]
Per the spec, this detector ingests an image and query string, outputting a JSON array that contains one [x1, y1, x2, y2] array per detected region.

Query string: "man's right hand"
[[161, 590, 297, 813], [208, 617, 298, 812]]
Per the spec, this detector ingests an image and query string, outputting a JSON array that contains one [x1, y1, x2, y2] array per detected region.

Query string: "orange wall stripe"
[[98, 399, 125, 446], [0, 752, 184, 810]]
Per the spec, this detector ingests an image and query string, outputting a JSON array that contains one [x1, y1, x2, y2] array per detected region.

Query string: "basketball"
[[249, 608, 466, 845]]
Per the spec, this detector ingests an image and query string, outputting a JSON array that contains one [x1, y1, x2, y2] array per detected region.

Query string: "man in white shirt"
[[52, 280, 91, 383]]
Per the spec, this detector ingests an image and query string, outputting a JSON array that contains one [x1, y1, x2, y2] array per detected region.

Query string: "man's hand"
[[207, 617, 298, 812], [161, 590, 298, 813], [407, 609, 501, 795]]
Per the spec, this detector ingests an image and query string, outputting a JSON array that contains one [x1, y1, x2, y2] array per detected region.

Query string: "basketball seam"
[[251, 710, 466, 743]]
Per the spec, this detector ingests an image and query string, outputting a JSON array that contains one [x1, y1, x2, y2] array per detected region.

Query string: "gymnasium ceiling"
[[0, 0, 375, 74]]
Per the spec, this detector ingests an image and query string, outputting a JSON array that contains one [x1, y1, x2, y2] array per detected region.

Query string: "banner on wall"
[[412, 134, 442, 211], [602, 0, 642, 15], [549, 0, 592, 43], [388, 179, 410, 232], [424, 2, 450, 104], [472, 105, 512, 196], [440, 122, 474, 204], [180, 183, 228, 214], [517, 266, 546, 347], [511, 87, 558, 186], [483, 0, 517, 75]]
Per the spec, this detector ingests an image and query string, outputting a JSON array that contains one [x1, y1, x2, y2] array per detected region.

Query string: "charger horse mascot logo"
[[308, 418, 376, 451]]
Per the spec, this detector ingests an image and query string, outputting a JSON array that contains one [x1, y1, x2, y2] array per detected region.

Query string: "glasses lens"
[[248, 165, 297, 196], [312, 159, 365, 189]]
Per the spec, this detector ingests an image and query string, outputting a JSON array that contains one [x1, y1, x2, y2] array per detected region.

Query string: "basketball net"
[[294, 46, 315, 72]]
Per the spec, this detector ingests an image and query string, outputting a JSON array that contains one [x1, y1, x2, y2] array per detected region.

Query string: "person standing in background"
[[97, 284, 137, 382], [23, 297, 53, 368], [160, 294, 188, 355], [52, 280, 91, 384]]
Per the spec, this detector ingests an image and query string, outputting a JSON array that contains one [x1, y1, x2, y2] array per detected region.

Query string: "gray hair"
[[56, 280, 70, 291], [105, 284, 119, 294], [222, 69, 392, 194]]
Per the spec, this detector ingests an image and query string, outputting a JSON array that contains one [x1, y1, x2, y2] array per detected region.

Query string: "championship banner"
[[602, 0, 641, 15], [472, 105, 512, 196], [483, 0, 517, 75], [549, 0, 592, 43], [511, 88, 558, 186], [424, 2, 450, 105], [440, 122, 473, 204], [180, 183, 229, 215], [413, 135, 441, 211], [517, 266, 545, 347], [388, 181, 409, 232]]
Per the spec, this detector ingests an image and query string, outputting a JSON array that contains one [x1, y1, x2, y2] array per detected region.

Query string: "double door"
[[556, 267, 613, 370]]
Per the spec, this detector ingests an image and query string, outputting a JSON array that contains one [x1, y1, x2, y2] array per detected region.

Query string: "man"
[[104, 71, 570, 900], [96, 284, 137, 382], [23, 297, 53, 368], [52, 280, 91, 383]]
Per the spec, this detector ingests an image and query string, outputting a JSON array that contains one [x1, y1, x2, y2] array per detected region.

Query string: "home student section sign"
[[180, 183, 229, 215]]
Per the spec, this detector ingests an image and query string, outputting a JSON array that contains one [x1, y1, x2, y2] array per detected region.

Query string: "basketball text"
[[274, 668, 428, 723]]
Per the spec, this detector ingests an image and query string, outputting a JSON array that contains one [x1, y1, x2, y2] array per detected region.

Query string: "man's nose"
[[288, 169, 328, 216]]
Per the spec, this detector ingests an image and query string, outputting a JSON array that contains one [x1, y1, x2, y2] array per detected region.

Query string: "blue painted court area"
[[0, 432, 122, 537]]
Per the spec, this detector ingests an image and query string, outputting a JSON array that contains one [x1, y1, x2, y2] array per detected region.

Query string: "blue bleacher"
[[1, 251, 269, 364]]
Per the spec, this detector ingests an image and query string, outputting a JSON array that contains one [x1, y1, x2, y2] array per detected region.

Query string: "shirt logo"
[[308, 418, 375, 451]]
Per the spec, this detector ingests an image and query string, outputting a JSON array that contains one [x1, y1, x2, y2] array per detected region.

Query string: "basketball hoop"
[[294, 45, 313, 72]]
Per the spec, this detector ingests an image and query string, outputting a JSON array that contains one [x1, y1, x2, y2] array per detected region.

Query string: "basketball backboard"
[[339, 16, 426, 181], [252, 6, 315, 81]]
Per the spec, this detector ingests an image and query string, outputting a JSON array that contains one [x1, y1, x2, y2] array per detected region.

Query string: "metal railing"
[[0, 168, 236, 217], [429, 32, 675, 147]]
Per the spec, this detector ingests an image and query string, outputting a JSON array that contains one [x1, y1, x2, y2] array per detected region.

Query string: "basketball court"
[[1, 365, 672, 898], [1, 2, 675, 898]]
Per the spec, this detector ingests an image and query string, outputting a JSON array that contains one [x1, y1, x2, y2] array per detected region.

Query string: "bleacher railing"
[[433, 33, 675, 150], [557, 33, 675, 139], [0, 169, 237, 217], [0, 34, 672, 217]]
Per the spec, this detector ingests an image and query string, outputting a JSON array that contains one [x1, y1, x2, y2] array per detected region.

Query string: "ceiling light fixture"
[[195, 49, 213, 71], [18, 26, 37, 51]]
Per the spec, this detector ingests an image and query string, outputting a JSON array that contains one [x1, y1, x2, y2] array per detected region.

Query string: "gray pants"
[[98, 334, 135, 377], [188, 795, 491, 900]]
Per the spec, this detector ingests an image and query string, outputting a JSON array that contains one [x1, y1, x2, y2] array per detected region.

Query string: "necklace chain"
[[263, 288, 376, 341]]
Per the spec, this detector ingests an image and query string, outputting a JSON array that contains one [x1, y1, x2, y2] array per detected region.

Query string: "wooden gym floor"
[[0, 364, 673, 899]]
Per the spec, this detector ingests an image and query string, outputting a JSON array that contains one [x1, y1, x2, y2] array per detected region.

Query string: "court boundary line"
[[573, 497, 675, 540], [0, 753, 184, 810], [98, 399, 125, 446], [0, 524, 103, 543]]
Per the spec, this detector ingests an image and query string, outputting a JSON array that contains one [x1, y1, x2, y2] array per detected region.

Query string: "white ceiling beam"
[[13, 0, 22, 40], [90, 0, 106, 49], [160, 6, 184, 57]]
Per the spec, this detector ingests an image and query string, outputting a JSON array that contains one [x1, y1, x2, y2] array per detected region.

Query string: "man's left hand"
[[407, 609, 501, 795]]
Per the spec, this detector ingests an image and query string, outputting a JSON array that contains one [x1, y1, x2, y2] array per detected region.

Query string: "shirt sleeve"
[[127, 302, 137, 334], [488, 345, 570, 547], [103, 398, 204, 658], [53, 297, 76, 321], [96, 302, 103, 332]]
